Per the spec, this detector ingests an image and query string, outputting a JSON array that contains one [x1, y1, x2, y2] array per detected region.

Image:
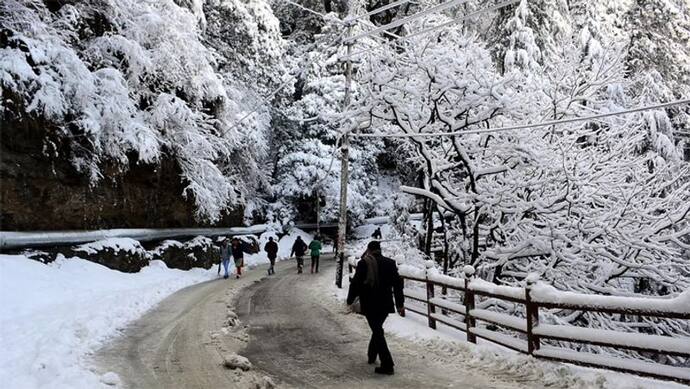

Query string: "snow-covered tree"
[[0, 0, 287, 222], [350, 6, 690, 353]]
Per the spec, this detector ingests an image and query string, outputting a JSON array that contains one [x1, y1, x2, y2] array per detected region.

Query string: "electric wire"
[[345, 0, 470, 43], [349, 99, 690, 138], [347, 0, 417, 22], [345, 0, 519, 60]]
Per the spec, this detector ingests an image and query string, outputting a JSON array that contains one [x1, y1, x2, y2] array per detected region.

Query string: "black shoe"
[[367, 358, 376, 365], [374, 366, 394, 375]]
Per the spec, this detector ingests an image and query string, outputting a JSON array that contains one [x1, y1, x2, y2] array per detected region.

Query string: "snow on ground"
[[0, 228, 319, 389], [371, 173, 402, 216], [383, 309, 687, 389], [338, 226, 688, 389], [0, 254, 216, 388]]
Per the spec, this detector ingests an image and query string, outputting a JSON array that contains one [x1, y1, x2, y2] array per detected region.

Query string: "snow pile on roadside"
[[0, 254, 216, 389], [385, 311, 687, 389]]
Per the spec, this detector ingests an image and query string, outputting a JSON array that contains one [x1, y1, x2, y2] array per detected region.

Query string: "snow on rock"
[[99, 372, 120, 386], [150, 236, 219, 270], [222, 353, 252, 371], [74, 238, 144, 255], [261, 375, 276, 388], [226, 310, 240, 327], [0, 254, 215, 388], [72, 238, 150, 272]]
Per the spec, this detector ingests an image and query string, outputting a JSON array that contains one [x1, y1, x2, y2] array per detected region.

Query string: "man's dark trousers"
[[366, 312, 393, 368]]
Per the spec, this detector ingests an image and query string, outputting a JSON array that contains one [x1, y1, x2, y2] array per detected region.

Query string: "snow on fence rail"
[[366, 263, 690, 384]]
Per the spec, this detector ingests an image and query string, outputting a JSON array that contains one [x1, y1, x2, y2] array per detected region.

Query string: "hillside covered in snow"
[[2, 0, 689, 229]]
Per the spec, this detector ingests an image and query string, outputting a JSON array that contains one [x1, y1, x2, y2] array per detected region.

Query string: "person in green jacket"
[[309, 236, 323, 274]]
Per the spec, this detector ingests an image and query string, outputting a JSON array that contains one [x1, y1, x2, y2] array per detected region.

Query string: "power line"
[[345, 0, 518, 60], [348, 0, 417, 22], [403, 0, 519, 41], [350, 99, 690, 138], [344, 0, 470, 44], [283, 0, 336, 20]]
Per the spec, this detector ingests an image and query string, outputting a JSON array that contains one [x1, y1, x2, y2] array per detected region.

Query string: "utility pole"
[[335, 18, 354, 289], [315, 188, 320, 235]]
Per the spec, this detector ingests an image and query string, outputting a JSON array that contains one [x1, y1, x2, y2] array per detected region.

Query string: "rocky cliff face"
[[0, 102, 243, 231]]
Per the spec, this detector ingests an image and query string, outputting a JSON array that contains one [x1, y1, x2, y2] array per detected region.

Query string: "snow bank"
[[0, 254, 215, 388]]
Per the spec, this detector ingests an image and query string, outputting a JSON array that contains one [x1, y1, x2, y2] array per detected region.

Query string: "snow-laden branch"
[[399, 185, 454, 212]]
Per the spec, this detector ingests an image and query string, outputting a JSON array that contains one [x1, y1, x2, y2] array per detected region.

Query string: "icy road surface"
[[96, 255, 615, 389], [236, 258, 525, 389]]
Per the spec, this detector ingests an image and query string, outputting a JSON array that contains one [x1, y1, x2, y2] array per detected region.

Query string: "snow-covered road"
[[95, 255, 520, 388], [94, 262, 276, 388], [92, 255, 680, 389], [237, 257, 524, 389]]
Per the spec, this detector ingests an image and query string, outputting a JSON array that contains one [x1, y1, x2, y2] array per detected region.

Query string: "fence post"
[[525, 274, 540, 355], [441, 285, 448, 315], [463, 265, 477, 344], [400, 277, 405, 317], [425, 261, 436, 329]]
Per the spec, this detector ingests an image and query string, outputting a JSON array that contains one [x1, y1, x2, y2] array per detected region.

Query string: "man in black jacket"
[[264, 237, 279, 275], [347, 241, 405, 375], [290, 236, 308, 274]]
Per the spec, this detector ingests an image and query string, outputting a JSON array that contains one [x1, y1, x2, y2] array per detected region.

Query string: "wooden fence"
[[350, 261, 690, 384]]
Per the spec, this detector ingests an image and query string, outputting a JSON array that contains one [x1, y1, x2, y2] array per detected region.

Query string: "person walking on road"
[[347, 241, 405, 375], [290, 236, 308, 274], [264, 237, 279, 275], [220, 238, 232, 279], [308, 236, 323, 274], [371, 227, 382, 240], [231, 237, 252, 279]]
